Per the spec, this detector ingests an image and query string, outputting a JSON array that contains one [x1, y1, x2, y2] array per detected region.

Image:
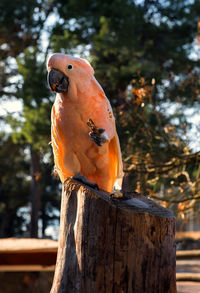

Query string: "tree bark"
[[51, 178, 176, 293], [30, 147, 41, 238]]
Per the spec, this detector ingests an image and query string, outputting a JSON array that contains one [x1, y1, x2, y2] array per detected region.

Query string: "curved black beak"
[[47, 68, 69, 93]]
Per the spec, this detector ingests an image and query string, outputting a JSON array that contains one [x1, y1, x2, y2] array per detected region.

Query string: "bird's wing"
[[90, 93, 123, 191], [108, 134, 123, 191], [51, 105, 71, 182]]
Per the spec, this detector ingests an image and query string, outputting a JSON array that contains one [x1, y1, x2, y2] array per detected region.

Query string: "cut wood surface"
[[51, 178, 176, 293]]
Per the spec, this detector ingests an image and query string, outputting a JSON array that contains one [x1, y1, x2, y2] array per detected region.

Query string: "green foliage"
[[0, 0, 42, 57], [0, 0, 53, 98], [8, 103, 51, 149], [17, 48, 50, 107], [7, 47, 52, 151]]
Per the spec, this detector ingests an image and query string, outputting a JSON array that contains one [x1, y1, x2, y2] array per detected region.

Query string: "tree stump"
[[51, 178, 176, 293]]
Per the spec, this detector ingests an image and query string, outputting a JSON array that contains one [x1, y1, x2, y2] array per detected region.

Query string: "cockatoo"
[[47, 53, 123, 194]]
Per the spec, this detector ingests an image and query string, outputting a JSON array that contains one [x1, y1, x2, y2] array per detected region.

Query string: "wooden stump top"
[[64, 178, 174, 219]]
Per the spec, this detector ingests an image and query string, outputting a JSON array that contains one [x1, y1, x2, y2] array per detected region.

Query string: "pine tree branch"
[[150, 194, 200, 203]]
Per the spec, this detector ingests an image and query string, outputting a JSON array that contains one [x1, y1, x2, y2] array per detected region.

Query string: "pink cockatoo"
[[47, 53, 123, 193]]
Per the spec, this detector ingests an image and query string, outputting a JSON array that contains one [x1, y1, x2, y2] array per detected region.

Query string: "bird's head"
[[47, 53, 94, 98]]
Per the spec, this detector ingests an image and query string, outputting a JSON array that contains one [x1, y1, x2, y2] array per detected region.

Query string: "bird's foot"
[[89, 132, 108, 147], [87, 118, 108, 147], [72, 173, 99, 190], [110, 190, 124, 199]]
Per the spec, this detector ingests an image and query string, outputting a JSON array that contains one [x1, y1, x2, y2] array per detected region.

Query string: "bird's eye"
[[67, 64, 73, 70]]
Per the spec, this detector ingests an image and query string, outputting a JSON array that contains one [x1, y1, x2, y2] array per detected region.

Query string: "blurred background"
[[0, 0, 200, 292]]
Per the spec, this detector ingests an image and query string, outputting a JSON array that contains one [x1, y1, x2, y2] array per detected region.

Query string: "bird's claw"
[[87, 118, 108, 147], [110, 191, 124, 199], [89, 132, 107, 146], [72, 173, 99, 190]]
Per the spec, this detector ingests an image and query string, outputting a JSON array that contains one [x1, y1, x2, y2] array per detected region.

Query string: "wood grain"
[[51, 178, 176, 293]]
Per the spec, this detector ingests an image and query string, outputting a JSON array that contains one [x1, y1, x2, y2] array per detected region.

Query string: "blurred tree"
[[8, 47, 61, 238], [0, 133, 29, 237], [0, 0, 51, 98], [0, 1, 60, 238]]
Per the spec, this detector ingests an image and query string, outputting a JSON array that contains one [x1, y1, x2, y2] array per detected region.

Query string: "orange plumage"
[[47, 53, 123, 193]]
